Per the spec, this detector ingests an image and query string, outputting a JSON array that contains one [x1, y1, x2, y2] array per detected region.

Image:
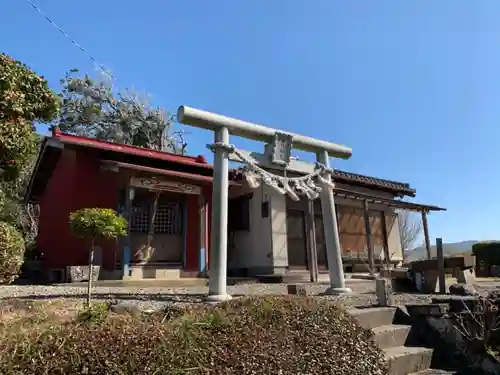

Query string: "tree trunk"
[[87, 238, 95, 308], [147, 192, 160, 247]]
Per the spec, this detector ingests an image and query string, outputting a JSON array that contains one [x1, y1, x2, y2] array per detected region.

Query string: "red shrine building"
[[25, 129, 220, 282]]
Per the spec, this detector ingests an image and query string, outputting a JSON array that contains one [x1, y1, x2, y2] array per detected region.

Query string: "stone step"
[[384, 346, 433, 375], [409, 369, 458, 375], [349, 307, 397, 329], [372, 324, 411, 349]]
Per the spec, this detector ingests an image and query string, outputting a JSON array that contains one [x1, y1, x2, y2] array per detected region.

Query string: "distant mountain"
[[404, 240, 488, 261]]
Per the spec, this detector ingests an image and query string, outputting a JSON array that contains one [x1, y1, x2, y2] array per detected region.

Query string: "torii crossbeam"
[[177, 105, 353, 301]]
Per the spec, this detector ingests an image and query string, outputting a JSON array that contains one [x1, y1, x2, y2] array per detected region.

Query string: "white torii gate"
[[177, 105, 353, 301]]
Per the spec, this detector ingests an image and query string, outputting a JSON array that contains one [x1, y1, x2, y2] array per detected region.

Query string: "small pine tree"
[[69, 208, 127, 306]]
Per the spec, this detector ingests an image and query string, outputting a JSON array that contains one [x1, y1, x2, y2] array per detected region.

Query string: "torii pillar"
[[177, 106, 353, 301]]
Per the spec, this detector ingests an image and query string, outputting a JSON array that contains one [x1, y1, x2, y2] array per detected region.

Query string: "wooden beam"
[[305, 199, 319, 283], [199, 194, 208, 275], [148, 192, 159, 237], [362, 200, 375, 275], [436, 238, 446, 294], [421, 211, 432, 259], [122, 185, 134, 278], [380, 211, 391, 269]]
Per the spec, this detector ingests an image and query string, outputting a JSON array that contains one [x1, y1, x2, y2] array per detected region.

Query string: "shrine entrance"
[[315, 214, 327, 270], [177, 105, 354, 301], [286, 208, 308, 269], [285, 196, 328, 272], [128, 189, 184, 264]]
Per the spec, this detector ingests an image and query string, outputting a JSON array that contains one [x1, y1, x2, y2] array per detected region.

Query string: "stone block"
[[444, 255, 475, 270], [433, 295, 480, 313], [456, 267, 476, 284], [413, 271, 424, 292], [449, 283, 478, 297], [287, 284, 309, 296], [410, 259, 438, 272], [390, 267, 410, 279], [422, 270, 440, 294], [379, 268, 391, 278], [491, 265, 500, 277], [110, 302, 141, 316], [405, 303, 449, 317], [391, 277, 417, 293], [376, 278, 394, 307], [67, 265, 100, 283]]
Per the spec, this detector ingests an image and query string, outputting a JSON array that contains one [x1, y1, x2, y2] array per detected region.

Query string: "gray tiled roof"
[[332, 169, 416, 196]]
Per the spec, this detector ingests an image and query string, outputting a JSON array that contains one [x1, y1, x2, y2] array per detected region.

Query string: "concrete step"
[[349, 307, 397, 329], [372, 324, 411, 349], [90, 278, 207, 288], [409, 369, 458, 375], [384, 346, 433, 375]]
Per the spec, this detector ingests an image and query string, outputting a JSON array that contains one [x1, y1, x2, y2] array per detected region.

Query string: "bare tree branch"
[[52, 69, 188, 154], [397, 210, 422, 252]]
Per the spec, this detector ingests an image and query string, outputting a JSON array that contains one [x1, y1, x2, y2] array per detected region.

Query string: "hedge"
[[0, 296, 389, 375], [472, 242, 500, 266]]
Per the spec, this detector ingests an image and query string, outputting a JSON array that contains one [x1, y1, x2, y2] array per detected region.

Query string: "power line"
[[25, 0, 115, 80]]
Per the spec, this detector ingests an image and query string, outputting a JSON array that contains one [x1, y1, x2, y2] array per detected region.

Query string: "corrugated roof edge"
[[51, 128, 211, 169]]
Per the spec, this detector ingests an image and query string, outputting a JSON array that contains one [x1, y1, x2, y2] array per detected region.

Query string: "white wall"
[[270, 188, 288, 272], [230, 180, 405, 273], [228, 184, 275, 273]]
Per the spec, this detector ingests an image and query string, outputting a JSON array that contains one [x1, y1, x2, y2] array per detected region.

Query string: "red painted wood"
[[36, 146, 216, 275], [37, 148, 119, 270]]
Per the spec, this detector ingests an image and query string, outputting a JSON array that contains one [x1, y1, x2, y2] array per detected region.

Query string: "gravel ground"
[[0, 280, 498, 311]]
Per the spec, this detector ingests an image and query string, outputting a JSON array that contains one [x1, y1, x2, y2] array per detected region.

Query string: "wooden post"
[[148, 192, 159, 237], [362, 200, 375, 275], [421, 210, 432, 259], [145, 192, 159, 261], [199, 194, 207, 275], [436, 238, 446, 294], [122, 185, 134, 278], [380, 211, 391, 269], [305, 199, 319, 283]]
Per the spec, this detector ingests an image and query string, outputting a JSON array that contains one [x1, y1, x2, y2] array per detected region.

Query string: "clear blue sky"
[[2, 1, 498, 244]]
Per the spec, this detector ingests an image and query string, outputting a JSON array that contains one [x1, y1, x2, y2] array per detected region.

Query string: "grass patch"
[[0, 296, 389, 375]]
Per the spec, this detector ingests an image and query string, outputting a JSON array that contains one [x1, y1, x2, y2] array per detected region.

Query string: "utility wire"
[[24, 0, 185, 152], [25, 0, 115, 80]]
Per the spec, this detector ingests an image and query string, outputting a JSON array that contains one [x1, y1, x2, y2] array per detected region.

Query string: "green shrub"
[[0, 296, 389, 375], [0, 53, 59, 181], [0, 220, 25, 283], [77, 302, 110, 326]]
